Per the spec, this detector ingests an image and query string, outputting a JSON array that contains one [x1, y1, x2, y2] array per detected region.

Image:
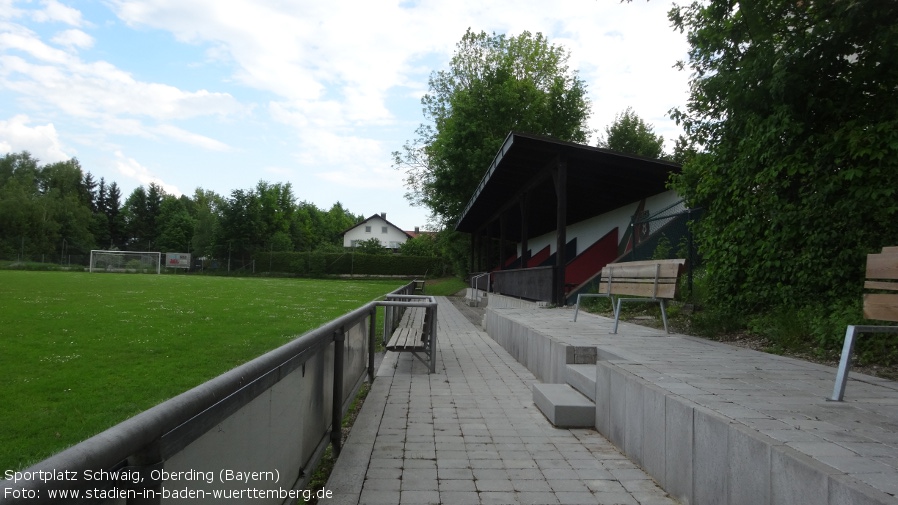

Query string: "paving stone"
[[325, 298, 687, 505]]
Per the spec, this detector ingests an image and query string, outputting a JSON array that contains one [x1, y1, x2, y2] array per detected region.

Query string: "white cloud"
[[31, 0, 85, 27], [0, 114, 70, 162], [107, 0, 688, 147], [154, 124, 232, 152], [113, 150, 182, 196], [51, 29, 93, 51]]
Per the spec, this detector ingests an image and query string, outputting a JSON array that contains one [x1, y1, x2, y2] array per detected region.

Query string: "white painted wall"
[[519, 189, 682, 257], [343, 216, 409, 249]]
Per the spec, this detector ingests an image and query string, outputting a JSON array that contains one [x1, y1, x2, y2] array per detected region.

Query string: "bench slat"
[[601, 261, 684, 280], [598, 282, 678, 299], [863, 293, 898, 322], [866, 253, 898, 281], [865, 281, 898, 292], [386, 306, 428, 351]]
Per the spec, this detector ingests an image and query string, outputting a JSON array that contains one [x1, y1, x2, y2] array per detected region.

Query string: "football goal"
[[89, 250, 161, 274]]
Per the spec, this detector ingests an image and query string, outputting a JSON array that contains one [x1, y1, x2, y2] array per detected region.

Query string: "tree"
[[0, 152, 41, 258], [191, 188, 223, 258], [156, 195, 195, 253], [597, 107, 665, 159], [399, 233, 439, 257], [354, 237, 388, 255], [106, 182, 125, 248], [669, 0, 898, 309], [395, 28, 592, 226], [37, 159, 95, 257]]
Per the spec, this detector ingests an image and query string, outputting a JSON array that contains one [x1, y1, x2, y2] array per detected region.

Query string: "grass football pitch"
[[0, 271, 404, 471]]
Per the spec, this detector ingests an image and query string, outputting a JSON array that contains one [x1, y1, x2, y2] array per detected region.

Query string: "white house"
[[342, 213, 413, 250]]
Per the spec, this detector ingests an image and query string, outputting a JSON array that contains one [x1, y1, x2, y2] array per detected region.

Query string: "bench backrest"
[[864, 250, 898, 322], [598, 259, 686, 299]]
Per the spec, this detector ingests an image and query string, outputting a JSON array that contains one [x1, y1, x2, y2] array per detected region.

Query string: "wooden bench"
[[381, 297, 437, 373], [386, 306, 428, 351], [830, 247, 898, 401], [572, 259, 686, 334]]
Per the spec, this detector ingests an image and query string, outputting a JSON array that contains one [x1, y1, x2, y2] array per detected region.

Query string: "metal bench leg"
[[831, 325, 859, 401], [573, 294, 582, 321], [659, 299, 670, 334], [612, 298, 623, 334]]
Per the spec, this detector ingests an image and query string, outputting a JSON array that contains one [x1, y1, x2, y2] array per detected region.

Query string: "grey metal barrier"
[[1, 281, 418, 505]]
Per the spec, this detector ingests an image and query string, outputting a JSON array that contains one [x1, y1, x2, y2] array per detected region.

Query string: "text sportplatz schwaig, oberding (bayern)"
[[3, 467, 337, 501], [5, 468, 281, 486]]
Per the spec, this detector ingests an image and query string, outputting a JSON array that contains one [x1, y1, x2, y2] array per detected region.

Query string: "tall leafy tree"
[[669, 0, 898, 309], [256, 180, 296, 250], [156, 195, 195, 253], [0, 152, 41, 258], [37, 159, 95, 257], [106, 182, 125, 248], [191, 188, 223, 258], [395, 28, 592, 225], [597, 107, 665, 159]]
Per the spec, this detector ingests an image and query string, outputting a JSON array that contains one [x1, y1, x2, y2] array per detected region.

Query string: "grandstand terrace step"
[[532, 382, 595, 428]]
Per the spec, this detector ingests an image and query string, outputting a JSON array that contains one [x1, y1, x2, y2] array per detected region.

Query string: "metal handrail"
[[470, 272, 491, 305]]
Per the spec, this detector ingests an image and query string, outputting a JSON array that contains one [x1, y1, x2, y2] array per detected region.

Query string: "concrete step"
[[565, 364, 597, 402], [532, 383, 595, 428]]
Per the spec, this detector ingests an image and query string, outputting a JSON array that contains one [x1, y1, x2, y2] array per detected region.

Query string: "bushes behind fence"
[[262, 251, 446, 277]]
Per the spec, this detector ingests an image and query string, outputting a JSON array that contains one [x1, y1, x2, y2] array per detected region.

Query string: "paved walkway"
[[326, 297, 677, 505]]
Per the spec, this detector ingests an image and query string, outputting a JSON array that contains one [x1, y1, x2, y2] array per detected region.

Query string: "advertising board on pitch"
[[166, 253, 191, 269]]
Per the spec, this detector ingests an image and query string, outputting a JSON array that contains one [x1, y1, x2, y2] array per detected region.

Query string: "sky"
[[0, 0, 691, 232]]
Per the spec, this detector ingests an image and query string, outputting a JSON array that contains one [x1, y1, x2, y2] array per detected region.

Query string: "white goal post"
[[89, 250, 161, 274]]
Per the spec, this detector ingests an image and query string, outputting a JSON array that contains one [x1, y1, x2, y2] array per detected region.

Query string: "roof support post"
[[469, 231, 476, 274], [519, 194, 530, 269], [553, 157, 568, 306], [486, 222, 494, 272], [500, 212, 509, 268]]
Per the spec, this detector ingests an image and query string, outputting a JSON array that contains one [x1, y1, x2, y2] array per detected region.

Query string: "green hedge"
[[257, 251, 446, 277]]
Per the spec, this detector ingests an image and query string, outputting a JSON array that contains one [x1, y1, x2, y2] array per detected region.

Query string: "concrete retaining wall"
[[485, 296, 596, 383], [484, 303, 897, 505], [596, 360, 895, 505]]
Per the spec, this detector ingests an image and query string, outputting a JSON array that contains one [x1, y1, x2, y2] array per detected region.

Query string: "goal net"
[[89, 250, 161, 274]]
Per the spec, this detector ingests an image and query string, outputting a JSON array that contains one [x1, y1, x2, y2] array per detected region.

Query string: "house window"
[[365, 226, 371, 233], [382, 226, 388, 234]]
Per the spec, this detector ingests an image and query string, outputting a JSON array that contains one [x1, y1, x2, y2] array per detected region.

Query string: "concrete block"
[[594, 363, 611, 435], [770, 447, 831, 505], [665, 395, 694, 503], [641, 384, 666, 483], [828, 474, 897, 505], [565, 345, 597, 365], [625, 375, 645, 466], [694, 406, 729, 505], [609, 369, 628, 448], [728, 425, 771, 505], [565, 364, 597, 401], [532, 383, 595, 428]]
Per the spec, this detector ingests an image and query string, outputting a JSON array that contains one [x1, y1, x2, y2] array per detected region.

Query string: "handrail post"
[[331, 328, 345, 454], [429, 303, 438, 373], [368, 307, 377, 382], [127, 443, 162, 505]]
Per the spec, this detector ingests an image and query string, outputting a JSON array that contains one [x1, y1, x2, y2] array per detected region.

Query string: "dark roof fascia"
[[454, 132, 681, 235]]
